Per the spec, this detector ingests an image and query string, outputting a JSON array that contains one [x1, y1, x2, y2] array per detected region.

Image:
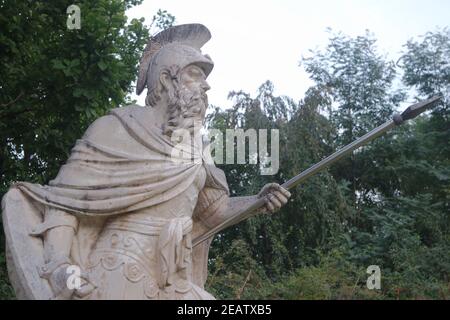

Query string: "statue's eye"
[[190, 69, 201, 77], [189, 66, 204, 79]]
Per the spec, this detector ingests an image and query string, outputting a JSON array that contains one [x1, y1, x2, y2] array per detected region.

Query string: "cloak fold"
[[15, 105, 228, 216]]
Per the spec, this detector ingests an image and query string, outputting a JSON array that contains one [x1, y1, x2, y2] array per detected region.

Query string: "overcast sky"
[[127, 0, 450, 108]]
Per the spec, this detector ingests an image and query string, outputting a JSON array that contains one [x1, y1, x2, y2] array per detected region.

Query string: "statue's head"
[[136, 24, 213, 136]]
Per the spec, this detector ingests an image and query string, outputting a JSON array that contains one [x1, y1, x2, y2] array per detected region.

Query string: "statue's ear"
[[159, 69, 175, 93]]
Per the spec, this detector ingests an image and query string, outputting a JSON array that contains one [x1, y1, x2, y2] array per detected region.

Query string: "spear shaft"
[[192, 96, 442, 247]]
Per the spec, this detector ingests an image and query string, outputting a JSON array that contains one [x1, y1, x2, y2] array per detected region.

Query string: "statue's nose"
[[201, 81, 211, 92]]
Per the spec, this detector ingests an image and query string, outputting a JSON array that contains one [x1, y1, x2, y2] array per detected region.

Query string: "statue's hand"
[[257, 183, 291, 213], [46, 263, 95, 299], [73, 274, 96, 299], [46, 263, 75, 299]]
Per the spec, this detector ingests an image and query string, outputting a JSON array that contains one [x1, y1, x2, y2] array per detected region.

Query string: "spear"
[[193, 96, 442, 247]]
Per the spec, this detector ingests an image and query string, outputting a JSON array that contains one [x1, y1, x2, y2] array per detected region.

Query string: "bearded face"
[[164, 64, 210, 137]]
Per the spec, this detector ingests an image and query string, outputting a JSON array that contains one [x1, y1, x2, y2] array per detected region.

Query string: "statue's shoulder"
[[108, 104, 150, 120], [82, 104, 149, 141]]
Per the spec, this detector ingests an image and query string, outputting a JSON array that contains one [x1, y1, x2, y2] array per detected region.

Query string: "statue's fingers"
[[80, 271, 91, 281], [268, 194, 282, 208], [258, 184, 271, 197], [75, 282, 96, 298], [265, 197, 275, 212], [264, 183, 279, 193], [273, 185, 291, 198], [272, 191, 288, 205]]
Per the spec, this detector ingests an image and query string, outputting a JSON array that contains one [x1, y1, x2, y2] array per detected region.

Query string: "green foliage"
[[207, 29, 449, 300], [0, 0, 150, 193], [302, 30, 404, 144], [401, 28, 450, 102], [206, 81, 350, 284], [0, 3, 448, 299], [0, 245, 14, 299], [149, 9, 175, 35], [268, 250, 384, 300], [206, 239, 271, 299]]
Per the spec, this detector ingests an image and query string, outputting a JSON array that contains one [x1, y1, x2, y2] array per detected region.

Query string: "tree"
[[206, 81, 351, 298], [401, 27, 450, 116], [0, 0, 149, 194], [297, 28, 449, 299], [149, 9, 175, 34], [302, 30, 405, 207]]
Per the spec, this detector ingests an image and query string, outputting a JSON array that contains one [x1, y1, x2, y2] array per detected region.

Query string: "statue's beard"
[[164, 86, 208, 137]]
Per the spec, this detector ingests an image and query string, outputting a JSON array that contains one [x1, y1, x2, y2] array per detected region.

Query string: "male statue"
[[1, 24, 291, 300]]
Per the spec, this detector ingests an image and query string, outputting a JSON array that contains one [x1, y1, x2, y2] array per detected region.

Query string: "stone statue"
[[1, 24, 291, 300]]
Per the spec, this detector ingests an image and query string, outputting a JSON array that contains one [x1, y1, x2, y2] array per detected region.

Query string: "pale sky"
[[127, 0, 450, 108]]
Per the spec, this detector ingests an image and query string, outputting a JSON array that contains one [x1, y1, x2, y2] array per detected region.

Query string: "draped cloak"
[[4, 105, 229, 297]]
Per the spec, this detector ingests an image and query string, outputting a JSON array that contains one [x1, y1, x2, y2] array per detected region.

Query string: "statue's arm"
[[30, 207, 78, 268], [192, 183, 291, 239], [42, 209, 77, 265], [30, 207, 79, 298], [194, 195, 258, 235]]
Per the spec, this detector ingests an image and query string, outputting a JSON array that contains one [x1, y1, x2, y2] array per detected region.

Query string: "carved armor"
[[84, 166, 216, 299]]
